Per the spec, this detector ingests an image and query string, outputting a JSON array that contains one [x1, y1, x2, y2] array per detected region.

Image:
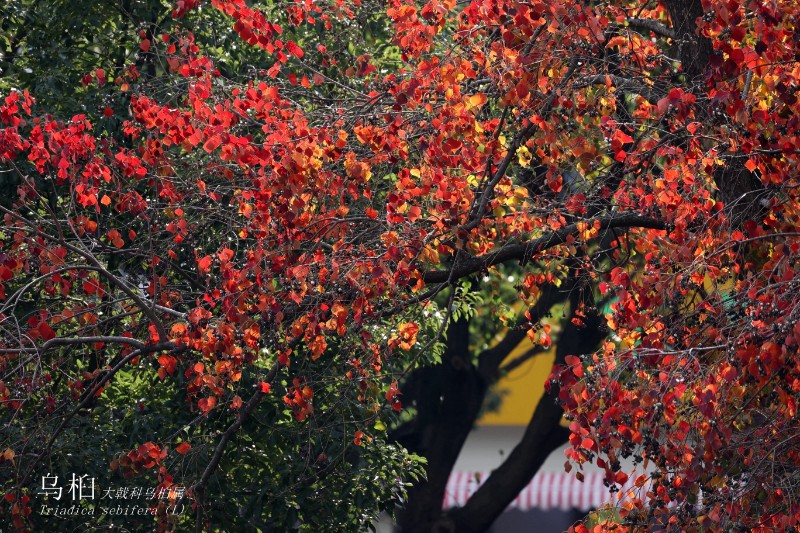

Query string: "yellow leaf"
[[420, 245, 440, 264], [3, 448, 15, 464], [517, 146, 532, 167]]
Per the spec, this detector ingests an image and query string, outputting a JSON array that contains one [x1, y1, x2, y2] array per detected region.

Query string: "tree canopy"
[[1, 0, 800, 531]]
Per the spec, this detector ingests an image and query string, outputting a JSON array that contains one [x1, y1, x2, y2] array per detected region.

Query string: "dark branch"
[[462, 122, 536, 231], [443, 388, 569, 532], [662, 0, 713, 84], [571, 74, 659, 103], [0, 335, 147, 354], [423, 214, 667, 284], [192, 360, 281, 497], [625, 18, 676, 39], [462, 55, 583, 232]]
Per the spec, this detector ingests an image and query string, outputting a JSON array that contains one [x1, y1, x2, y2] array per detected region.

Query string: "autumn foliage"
[[1, 0, 800, 530]]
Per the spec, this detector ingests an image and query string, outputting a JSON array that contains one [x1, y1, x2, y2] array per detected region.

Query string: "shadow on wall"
[[375, 508, 586, 533], [489, 508, 584, 532]]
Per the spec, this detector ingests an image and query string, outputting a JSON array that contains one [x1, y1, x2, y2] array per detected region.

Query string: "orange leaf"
[[469, 93, 487, 108], [310, 335, 327, 360], [230, 395, 243, 409]]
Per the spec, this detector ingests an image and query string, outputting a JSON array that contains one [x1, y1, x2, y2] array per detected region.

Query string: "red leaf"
[[203, 135, 221, 153], [286, 41, 304, 58], [175, 442, 191, 455], [34, 321, 56, 341], [612, 129, 634, 145], [198, 396, 217, 412], [442, 138, 462, 154], [83, 280, 97, 295], [197, 255, 213, 274], [158, 355, 177, 377]]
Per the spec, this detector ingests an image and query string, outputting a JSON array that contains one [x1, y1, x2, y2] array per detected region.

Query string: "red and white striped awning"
[[444, 470, 633, 512]]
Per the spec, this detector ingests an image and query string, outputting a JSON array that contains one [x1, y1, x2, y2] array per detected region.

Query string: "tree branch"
[[423, 214, 667, 284], [462, 122, 536, 231], [625, 18, 676, 39], [462, 55, 583, 232], [0, 335, 147, 354], [15, 340, 181, 491], [571, 74, 659, 104], [0, 205, 171, 340], [188, 337, 291, 529], [443, 386, 569, 532], [661, 0, 713, 84], [193, 362, 278, 490]]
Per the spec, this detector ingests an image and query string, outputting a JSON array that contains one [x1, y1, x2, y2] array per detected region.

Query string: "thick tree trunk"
[[664, 0, 767, 226], [444, 290, 604, 533], [395, 317, 487, 532], [663, 0, 713, 87], [395, 279, 576, 532]]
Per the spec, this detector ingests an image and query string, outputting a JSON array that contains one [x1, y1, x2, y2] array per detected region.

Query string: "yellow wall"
[[478, 335, 557, 426], [478, 272, 736, 426]]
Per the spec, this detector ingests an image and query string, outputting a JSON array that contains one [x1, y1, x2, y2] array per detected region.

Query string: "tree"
[[1, 1, 799, 533], [1, 1, 427, 531]]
